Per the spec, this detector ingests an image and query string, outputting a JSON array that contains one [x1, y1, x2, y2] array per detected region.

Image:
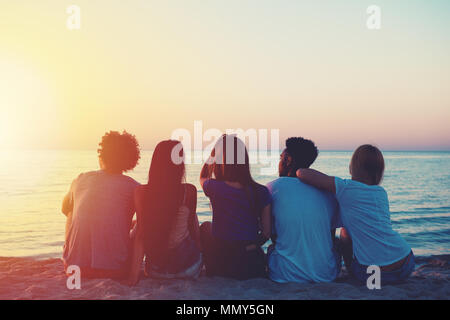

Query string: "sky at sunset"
[[0, 0, 449, 151]]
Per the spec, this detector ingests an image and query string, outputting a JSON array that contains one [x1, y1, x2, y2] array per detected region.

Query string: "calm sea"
[[0, 150, 449, 259]]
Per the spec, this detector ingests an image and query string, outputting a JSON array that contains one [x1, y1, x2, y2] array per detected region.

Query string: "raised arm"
[[199, 156, 214, 188], [296, 168, 336, 194]]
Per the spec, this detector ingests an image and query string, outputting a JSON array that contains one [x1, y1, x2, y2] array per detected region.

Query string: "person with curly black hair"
[[266, 137, 342, 284], [61, 131, 141, 279]]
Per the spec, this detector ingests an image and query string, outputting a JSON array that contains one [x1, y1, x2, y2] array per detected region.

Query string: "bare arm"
[[199, 156, 214, 188], [186, 184, 201, 250], [127, 235, 145, 286], [296, 168, 336, 194], [260, 204, 272, 241], [126, 188, 146, 286]]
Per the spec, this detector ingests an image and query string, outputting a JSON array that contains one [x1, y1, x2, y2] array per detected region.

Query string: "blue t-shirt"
[[203, 179, 272, 241], [267, 177, 342, 283], [335, 177, 411, 266]]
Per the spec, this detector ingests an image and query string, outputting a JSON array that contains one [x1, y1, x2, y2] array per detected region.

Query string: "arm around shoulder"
[[296, 168, 336, 194]]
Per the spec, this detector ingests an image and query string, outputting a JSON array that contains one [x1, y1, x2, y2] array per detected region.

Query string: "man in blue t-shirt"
[[266, 137, 342, 283]]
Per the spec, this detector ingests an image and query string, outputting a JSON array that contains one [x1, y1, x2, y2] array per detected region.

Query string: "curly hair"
[[285, 137, 318, 169], [97, 131, 140, 173]]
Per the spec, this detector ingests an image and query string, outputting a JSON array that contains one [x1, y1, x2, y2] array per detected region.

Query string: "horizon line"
[[2, 148, 450, 153]]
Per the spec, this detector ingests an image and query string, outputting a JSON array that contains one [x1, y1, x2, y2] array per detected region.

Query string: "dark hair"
[[350, 144, 385, 185], [142, 140, 185, 266], [285, 137, 318, 170], [209, 135, 264, 217], [97, 131, 140, 173], [211, 134, 257, 187]]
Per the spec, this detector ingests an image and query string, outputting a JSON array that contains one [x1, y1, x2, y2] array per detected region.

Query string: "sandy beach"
[[0, 255, 448, 300]]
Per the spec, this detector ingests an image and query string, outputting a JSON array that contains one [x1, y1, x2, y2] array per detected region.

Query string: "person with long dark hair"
[[199, 134, 272, 280], [127, 140, 202, 285]]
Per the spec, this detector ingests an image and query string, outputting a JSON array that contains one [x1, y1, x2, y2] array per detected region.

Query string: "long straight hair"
[[211, 134, 257, 187], [142, 140, 185, 266], [209, 135, 262, 216]]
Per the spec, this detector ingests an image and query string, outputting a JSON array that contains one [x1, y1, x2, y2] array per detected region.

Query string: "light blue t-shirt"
[[267, 177, 341, 283], [334, 177, 411, 266]]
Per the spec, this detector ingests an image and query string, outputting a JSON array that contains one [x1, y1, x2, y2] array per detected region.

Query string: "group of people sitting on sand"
[[61, 131, 415, 286]]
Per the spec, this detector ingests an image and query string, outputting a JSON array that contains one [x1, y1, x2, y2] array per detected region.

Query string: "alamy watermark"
[[171, 121, 280, 175], [66, 5, 81, 30], [66, 5, 381, 31], [366, 5, 381, 30], [366, 265, 381, 289], [66, 265, 81, 290]]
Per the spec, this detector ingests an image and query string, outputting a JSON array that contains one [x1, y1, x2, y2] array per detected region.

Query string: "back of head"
[[143, 140, 185, 266], [97, 131, 140, 173], [211, 135, 265, 217], [280, 137, 318, 176], [212, 134, 255, 186], [350, 144, 385, 185], [147, 140, 185, 188]]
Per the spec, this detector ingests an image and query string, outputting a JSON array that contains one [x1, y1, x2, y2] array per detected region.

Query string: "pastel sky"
[[0, 0, 449, 151]]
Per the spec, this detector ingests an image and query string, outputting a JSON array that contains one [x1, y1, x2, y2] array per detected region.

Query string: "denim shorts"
[[350, 251, 415, 285], [146, 236, 202, 279]]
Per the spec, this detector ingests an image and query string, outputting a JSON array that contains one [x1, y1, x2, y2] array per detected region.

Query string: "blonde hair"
[[350, 145, 385, 185]]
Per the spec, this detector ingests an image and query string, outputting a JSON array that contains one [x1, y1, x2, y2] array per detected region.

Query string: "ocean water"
[[0, 150, 449, 259]]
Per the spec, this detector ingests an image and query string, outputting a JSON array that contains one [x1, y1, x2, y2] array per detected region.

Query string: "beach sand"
[[0, 256, 449, 300]]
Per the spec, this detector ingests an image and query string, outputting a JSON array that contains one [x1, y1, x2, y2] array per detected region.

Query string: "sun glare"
[[0, 121, 11, 148], [0, 57, 55, 148]]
